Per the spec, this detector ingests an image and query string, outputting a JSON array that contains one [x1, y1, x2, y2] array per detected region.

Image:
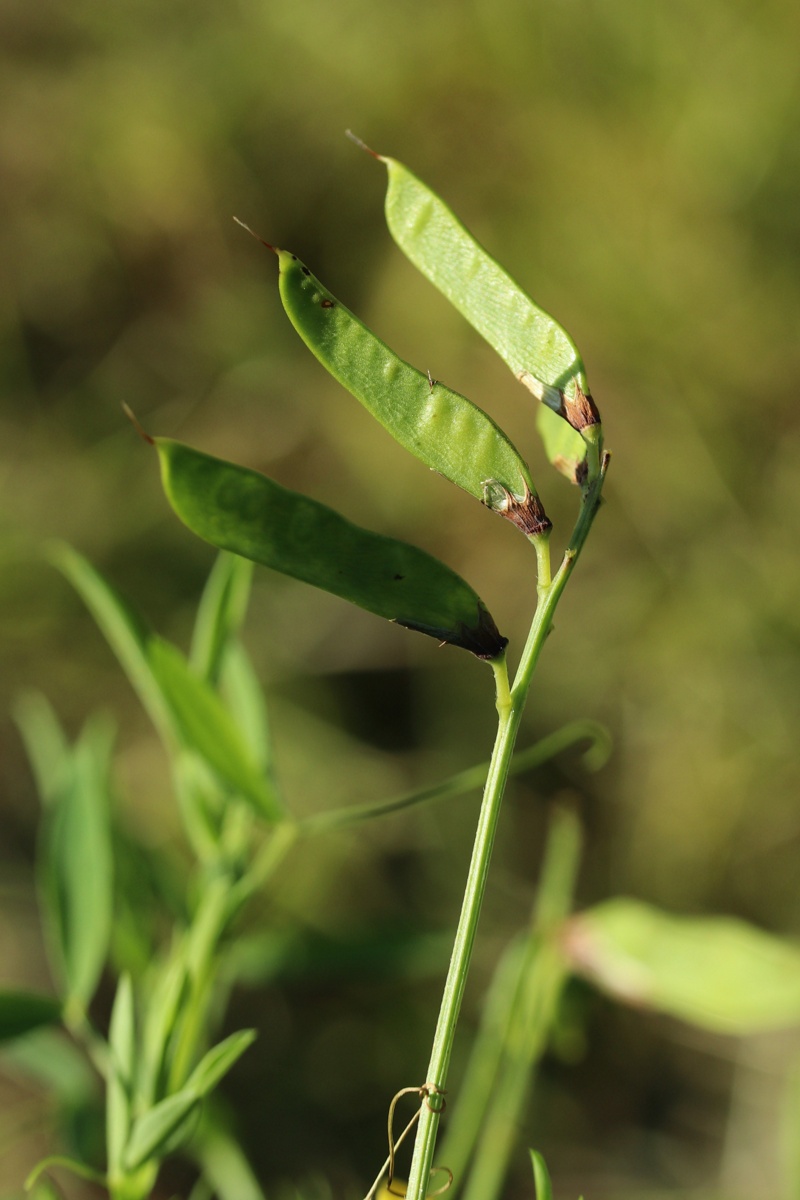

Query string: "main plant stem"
[[404, 458, 608, 1200]]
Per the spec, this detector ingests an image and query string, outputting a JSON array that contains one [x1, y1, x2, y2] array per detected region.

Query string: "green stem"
[[404, 460, 608, 1200], [440, 808, 581, 1194], [297, 718, 609, 838], [460, 809, 582, 1200], [404, 652, 518, 1200], [167, 874, 232, 1093]]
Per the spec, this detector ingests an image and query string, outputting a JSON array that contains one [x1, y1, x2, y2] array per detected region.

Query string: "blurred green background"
[[2, 0, 800, 1196]]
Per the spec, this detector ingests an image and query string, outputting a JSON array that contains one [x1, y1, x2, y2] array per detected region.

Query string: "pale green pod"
[[376, 152, 600, 440], [275, 250, 550, 538]]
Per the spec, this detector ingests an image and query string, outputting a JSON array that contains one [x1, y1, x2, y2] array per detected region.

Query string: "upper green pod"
[[275, 250, 550, 538], [156, 438, 508, 661], [378, 155, 600, 438]]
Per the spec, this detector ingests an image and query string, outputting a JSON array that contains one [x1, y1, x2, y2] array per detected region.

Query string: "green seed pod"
[[536, 405, 589, 486], [372, 149, 600, 438], [156, 438, 508, 660], [273, 249, 549, 538]]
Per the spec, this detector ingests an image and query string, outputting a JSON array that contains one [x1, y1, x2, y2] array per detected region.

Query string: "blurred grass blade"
[[781, 1051, 800, 1200], [123, 1089, 201, 1171], [42, 714, 114, 1021], [27, 1178, 62, 1200], [51, 543, 282, 821], [375, 152, 597, 428], [302, 719, 608, 835], [107, 973, 135, 1176], [51, 542, 173, 739], [566, 898, 800, 1034], [138, 953, 192, 1107], [13, 692, 71, 810], [219, 640, 273, 774], [530, 1151, 554, 1200], [147, 637, 281, 820], [194, 1121, 267, 1200], [184, 1029, 256, 1096], [156, 437, 508, 660], [190, 552, 254, 685], [0, 991, 62, 1042], [1, 1027, 97, 1106]]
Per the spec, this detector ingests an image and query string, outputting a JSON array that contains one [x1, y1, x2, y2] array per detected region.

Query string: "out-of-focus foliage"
[[2, 1, 800, 1197]]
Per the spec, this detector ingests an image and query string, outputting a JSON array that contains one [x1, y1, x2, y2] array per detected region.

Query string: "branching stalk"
[[404, 462, 608, 1200]]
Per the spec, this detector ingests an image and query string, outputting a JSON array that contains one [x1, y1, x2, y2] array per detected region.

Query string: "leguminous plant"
[[8, 142, 800, 1200]]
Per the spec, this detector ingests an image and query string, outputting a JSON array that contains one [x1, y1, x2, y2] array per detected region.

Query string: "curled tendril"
[[362, 1084, 452, 1200]]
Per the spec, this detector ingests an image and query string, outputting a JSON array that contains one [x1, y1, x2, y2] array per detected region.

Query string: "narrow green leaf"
[[107, 973, 135, 1175], [219, 640, 273, 774], [271, 247, 549, 537], [147, 637, 280, 820], [194, 1122, 267, 1200], [50, 542, 173, 741], [43, 715, 114, 1017], [138, 953, 191, 1107], [123, 1089, 201, 1171], [0, 991, 61, 1042], [13, 692, 71, 811], [156, 437, 508, 660], [377, 152, 599, 434], [530, 1151, 554, 1200], [184, 1029, 256, 1097], [172, 751, 228, 862], [190, 552, 254, 684], [52, 545, 282, 822], [567, 898, 800, 1034]]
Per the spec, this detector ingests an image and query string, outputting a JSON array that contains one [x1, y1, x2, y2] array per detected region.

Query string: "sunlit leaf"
[[567, 898, 800, 1034]]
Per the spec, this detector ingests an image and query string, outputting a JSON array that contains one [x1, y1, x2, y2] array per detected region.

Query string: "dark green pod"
[[275, 251, 549, 538], [157, 439, 507, 660], [379, 155, 600, 438]]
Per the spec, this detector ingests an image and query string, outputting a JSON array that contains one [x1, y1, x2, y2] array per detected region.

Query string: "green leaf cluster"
[[9, 529, 609, 1198], [11, 551, 274, 1198]]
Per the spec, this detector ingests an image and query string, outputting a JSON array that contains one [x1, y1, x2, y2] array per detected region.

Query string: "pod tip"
[[233, 216, 278, 254], [345, 129, 385, 162], [122, 403, 154, 446]]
